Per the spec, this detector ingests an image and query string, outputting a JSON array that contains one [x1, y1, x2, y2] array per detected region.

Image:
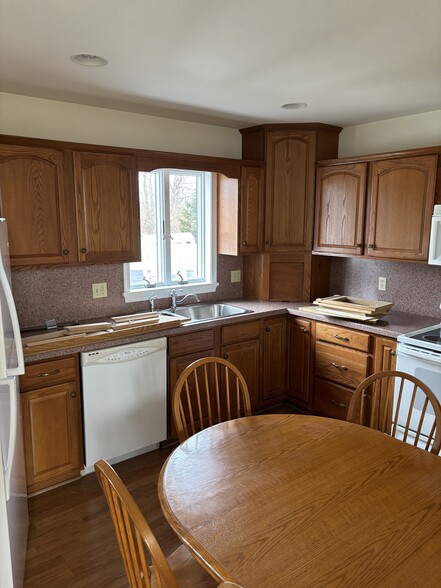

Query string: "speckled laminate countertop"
[[22, 299, 439, 363]]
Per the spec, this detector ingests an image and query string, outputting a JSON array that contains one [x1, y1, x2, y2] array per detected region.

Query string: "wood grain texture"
[[217, 175, 239, 256], [315, 340, 370, 388], [239, 166, 264, 254], [315, 322, 372, 352], [159, 414, 441, 588], [286, 317, 311, 405], [262, 317, 286, 400]]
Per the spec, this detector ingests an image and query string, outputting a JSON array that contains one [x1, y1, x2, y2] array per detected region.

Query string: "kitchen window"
[[124, 169, 218, 302]]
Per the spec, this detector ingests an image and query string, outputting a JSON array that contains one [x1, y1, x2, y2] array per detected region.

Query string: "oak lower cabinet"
[[20, 356, 83, 493], [262, 317, 286, 403], [286, 317, 312, 407], [374, 336, 397, 372], [313, 323, 372, 420]]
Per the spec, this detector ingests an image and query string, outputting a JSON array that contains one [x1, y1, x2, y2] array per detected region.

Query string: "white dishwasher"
[[81, 337, 167, 473]]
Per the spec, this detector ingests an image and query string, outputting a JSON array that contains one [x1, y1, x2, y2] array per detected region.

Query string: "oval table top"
[[158, 414, 441, 588]]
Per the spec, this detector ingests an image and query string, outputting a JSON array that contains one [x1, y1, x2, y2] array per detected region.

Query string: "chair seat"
[[151, 544, 218, 588]]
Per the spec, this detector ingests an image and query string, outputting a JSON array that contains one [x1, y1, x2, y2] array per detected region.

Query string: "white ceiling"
[[1, 0, 440, 129]]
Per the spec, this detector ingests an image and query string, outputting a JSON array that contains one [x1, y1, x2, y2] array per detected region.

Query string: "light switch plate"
[[231, 270, 241, 283]]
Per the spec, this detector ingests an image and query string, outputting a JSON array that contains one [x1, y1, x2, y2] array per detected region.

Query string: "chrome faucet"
[[169, 289, 200, 312], [149, 295, 158, 312]]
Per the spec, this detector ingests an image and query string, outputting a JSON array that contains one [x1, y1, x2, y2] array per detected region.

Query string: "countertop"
[[22, 299, 440, 363]]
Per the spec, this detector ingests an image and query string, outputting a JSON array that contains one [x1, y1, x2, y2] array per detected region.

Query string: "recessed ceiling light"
[[70, 53, 108, 67], [281, 102, 308, 110]]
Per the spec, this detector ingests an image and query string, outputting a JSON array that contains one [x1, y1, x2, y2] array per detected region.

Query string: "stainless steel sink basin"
[[162, 303, 253, 324]]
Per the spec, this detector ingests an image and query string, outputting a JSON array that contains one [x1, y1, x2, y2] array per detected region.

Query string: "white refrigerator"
[[0, 219, 28, 587]]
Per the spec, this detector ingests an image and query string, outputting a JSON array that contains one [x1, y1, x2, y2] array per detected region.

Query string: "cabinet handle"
[[242, 240, 248, 246], [37, 369, 60, 377], [391, 351, 397, 357], [62, 249, 70, 255], [368, 243, 376, 250], [223, 354, 229, 360], [70, 392, 77, 399], [355, 243, 362, 248], [303, 328, 308, 333], [80, 247, 87, 254], [334, 334, 349, 342], [331, 399, 347, 408], [332, 362, 348, 371], [265, 327, 271, 332]]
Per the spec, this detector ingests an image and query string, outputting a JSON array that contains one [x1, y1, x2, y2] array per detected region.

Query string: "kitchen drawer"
[[315, 341, 370, 389], [313, 378, 354, 420], [315, 323, 371, 352], [20, 356, 77, 392], [221, 320, 260, 344], [168, 328, 216, 357]]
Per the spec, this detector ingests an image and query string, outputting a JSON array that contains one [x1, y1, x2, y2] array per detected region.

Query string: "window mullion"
[[162, 170, 172, 284]]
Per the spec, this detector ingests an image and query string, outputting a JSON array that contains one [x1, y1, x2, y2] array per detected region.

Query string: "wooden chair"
[[172, 357, 252, 443], [347, 370, 441, 454], [95, 459, 224, 588]]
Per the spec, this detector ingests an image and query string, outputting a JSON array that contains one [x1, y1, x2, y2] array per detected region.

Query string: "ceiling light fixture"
[[281, 102, 308, 110], [70, 53, 109, 67]]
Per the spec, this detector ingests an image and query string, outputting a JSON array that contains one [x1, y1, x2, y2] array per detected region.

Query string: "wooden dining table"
[[158, 414, 441, 587]]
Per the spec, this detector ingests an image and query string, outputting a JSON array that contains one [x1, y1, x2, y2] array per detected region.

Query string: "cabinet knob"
[[355, 243, 362, 248], [391, 351, 397, 357], [80, 247, 87, 254], [242, 240, 248, 246], [37, 369, 60, 377], [70, 392, 77, 399], [223, 354, 229, 360], [367, 243, 376, 250], [303, 328, 308, 333], [62, 249, 70, 255], [265, 327, 271, 332]]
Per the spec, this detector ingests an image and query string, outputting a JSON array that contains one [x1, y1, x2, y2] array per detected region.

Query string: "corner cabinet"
[[262, 316, 286, 402], [0, 144, 77, 267], [314, 152, 438, 261], [286, 317, 312, 407], [73, 152, 141, 263]]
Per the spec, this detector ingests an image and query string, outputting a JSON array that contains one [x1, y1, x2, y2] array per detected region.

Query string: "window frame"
[[123, 169, 218, 303]]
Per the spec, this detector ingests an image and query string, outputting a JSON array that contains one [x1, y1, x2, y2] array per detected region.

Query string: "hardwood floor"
[[24, 447, 177, 587]]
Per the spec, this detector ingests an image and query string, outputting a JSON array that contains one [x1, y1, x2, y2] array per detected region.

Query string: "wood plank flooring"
[[24, 447, 177, 587]]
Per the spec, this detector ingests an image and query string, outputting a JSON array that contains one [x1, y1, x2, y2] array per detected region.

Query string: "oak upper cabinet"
[[0, 144, 76, 267], [286, 317, 312, 406], [264, 130, 316, 251], [73, 152, 141, 263], [314, 152, 438, 261], [366, 155, 437, 261], [239, 165, 264, 253], [313, 163, 367, 256]]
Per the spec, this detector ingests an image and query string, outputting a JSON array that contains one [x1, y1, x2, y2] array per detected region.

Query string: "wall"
[[339, 110, 441, 157]]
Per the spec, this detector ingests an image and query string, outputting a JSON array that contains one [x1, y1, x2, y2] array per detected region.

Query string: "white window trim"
[[123, 172, 218, 304]]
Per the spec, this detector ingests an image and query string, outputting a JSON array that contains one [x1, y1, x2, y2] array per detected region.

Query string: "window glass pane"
[[169, 172, 201, 282]]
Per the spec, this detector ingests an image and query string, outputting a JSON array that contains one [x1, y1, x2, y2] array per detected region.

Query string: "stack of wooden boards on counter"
[[300, 295, 394, 323], [22, 311, 186, 355]]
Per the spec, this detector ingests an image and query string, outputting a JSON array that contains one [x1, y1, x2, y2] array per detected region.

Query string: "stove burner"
[[422, 335, 441, 344]]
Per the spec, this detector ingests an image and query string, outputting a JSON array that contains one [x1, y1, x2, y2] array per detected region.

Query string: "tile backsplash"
[[12, 255, 243, 329], [330, 257, 441, 319]]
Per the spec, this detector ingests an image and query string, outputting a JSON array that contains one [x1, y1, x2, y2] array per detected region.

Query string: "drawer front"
[[20, 356, 77, 392], [221, 320, 260, 344], [313, 378, 354, 420], [168, 329, 215, 357], [316, 323, 371, 352], [315, 341, 369, 389]]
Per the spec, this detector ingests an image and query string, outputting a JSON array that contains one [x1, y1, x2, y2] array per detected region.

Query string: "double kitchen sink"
[[161, 303, 253, 325]]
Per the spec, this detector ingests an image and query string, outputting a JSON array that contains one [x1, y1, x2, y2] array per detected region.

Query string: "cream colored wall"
[[0, 92, 242, 158], [339, 110, 441, 157]]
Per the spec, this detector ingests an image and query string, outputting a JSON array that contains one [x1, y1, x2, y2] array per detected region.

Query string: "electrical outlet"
[[231, 270, 241, 283], [378, 277, 387, 291], [92, 282, 108, 298]]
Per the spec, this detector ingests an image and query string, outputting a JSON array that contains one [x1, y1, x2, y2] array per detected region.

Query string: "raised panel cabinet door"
[[21, 381, 83, 493], [221, 338, 261, 410], [74, 152, 141, 263], [374, 336, 397, 373], [286, 317, 311, 405], [265, 131, 315, 251], [0, 144, 76, 267], [263, 317, 286, 400], [366, 155, 437, 260], [313, 163, 367, 255], [239, 165, 264, 254]]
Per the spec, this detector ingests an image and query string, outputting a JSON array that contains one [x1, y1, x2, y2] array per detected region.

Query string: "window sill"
[[123, 282, 219, 303]]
